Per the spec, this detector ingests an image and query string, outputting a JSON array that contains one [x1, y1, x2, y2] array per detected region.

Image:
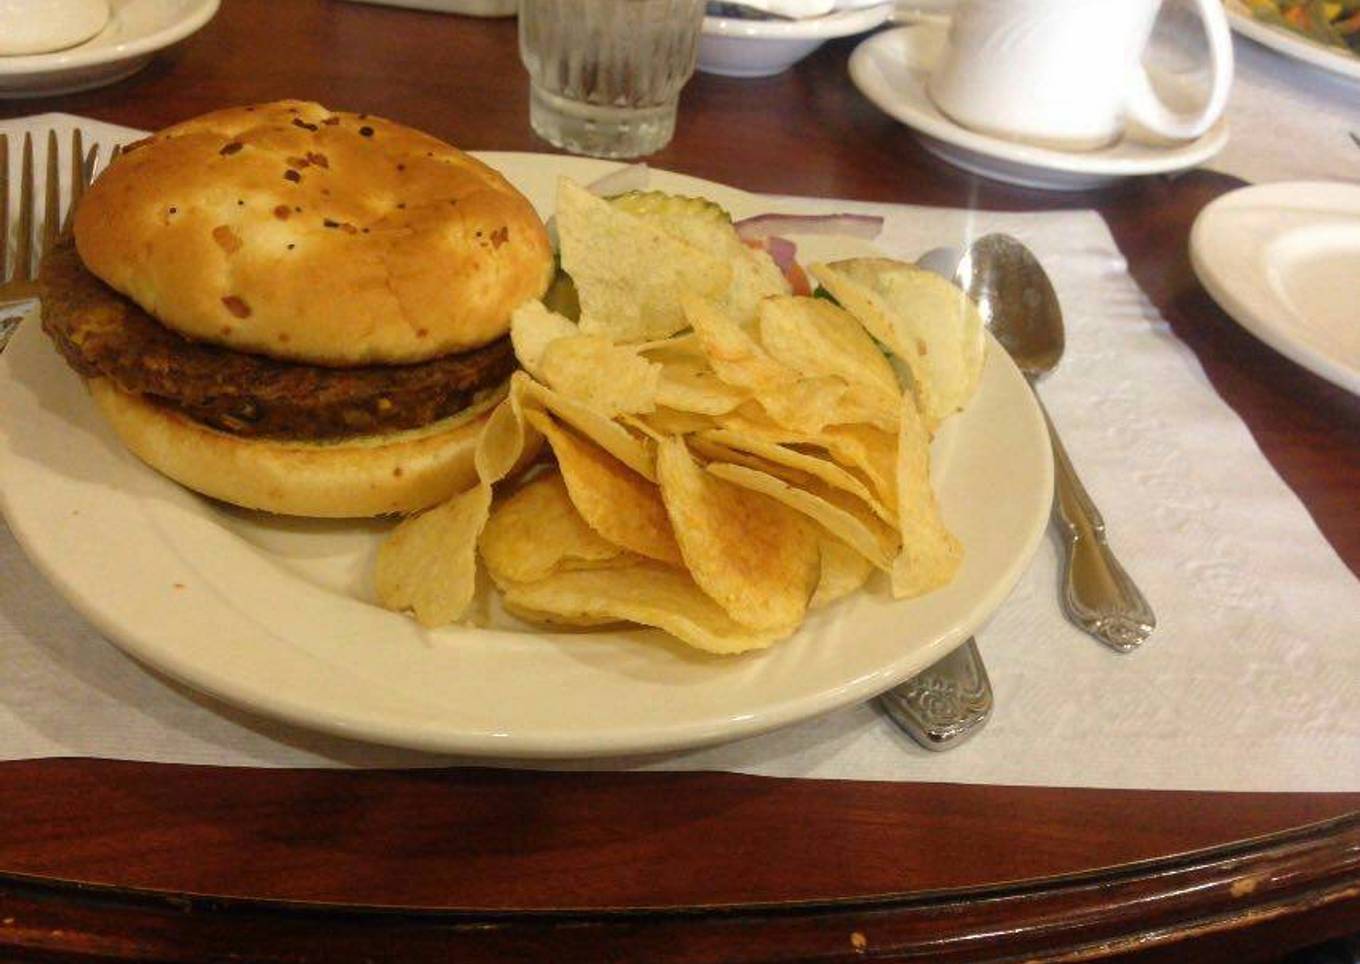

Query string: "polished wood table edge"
[[1, 811, 1357, 961], [3, 760, 1358, 909]]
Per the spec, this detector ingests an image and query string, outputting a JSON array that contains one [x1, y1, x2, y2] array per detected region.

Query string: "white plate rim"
[[1189, 180, 1360, 395], [848, 24, 1230, 180], [1224, 0, 1360, 83], [0, 0, 219, 76], [0, 150, 1053, 759]]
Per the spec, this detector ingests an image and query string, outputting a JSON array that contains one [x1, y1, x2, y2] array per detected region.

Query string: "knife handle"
[[1039, 396, 1156, 653]]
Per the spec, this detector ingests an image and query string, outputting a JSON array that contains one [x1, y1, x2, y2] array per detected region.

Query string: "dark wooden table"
[[2, 2, 1358, 960]]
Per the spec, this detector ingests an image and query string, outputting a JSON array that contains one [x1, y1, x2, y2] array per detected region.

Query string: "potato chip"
[[686, 433, 790, 476], [811, 259, 986, 428], [683, 294, 795, 392], [757, 296, 901, 433], [376, 483, 494, 628], [378, 187, 978, 647], [378, 377, 546, 628], [557, 178, 730, 343], [511, 300, 579, 381], [526, 409, 682, 566], [477, 376, 539, 484], [480, 471, 629, 586], [502, 562, 794, 654], [725, 244, 793, 325], [808, 262, 937, 429], [705, 461, 897, 572], [608, 189, 790, 325], [756, 296, 900, 402], [819, 423, 900, 511], [757, 376, 851, 436], [617, 413, 668, 443], [517, 375, 656, 481], [717, 409, 899, 511], [502, 601, 622, 630], [812, 537, 875, 609], [891, 391, 963, 598], [540, 334, 660, 417], [696, 428, 896, 525], [656, 357, 749, 416], [684, 436, 895, 552], [656, 437, 819, 632], [641, 407, 720, 437], [606, 190, 788, 324], [637, 332, 703, 358]]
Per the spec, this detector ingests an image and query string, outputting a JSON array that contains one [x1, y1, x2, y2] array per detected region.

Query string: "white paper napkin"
[[2, 115, 1357, 790]]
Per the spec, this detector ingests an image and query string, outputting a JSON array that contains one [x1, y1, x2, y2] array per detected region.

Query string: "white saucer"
[[1191, 181, 1360, 396], [848, 23, 1230, 191], [699, 4, 891, 78], [0, 0, 218, 99]]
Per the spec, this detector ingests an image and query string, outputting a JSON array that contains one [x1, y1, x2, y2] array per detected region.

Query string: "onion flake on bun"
[[40, 100, 553, 517]]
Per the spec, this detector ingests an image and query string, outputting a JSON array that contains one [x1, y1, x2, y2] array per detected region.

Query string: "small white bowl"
[[698, 4, 892, 78]]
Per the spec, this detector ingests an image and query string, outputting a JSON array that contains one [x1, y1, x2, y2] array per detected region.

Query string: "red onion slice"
[[734, 212, 884, 242], [762, 235, 799, 274], [586, 163, 651, 197]]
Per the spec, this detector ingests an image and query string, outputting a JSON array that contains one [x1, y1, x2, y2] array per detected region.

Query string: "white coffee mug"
[[926, 0, 1233, 151], [0, 0, 109, 56]]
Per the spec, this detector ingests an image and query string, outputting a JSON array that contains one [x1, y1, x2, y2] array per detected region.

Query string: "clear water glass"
[[519, 0, 706, 159]]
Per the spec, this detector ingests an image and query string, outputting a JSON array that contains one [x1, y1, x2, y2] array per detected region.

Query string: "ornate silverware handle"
[[879, 638, 993, 750], [1038, 396, 1156, 653]]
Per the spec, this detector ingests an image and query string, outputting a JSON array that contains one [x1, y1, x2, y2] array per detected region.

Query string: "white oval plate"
[[1225, 0, 1360, 84], [1191, 180, 1360, 395], [0, 0, 218, 99], [849, 24, 1229, 191], [0, 153, 1052, 759]]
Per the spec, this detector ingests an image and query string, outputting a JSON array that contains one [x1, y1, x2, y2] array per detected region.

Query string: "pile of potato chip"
[[375, 177, 987, 655]]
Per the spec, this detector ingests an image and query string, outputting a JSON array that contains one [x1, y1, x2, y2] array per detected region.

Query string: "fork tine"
[[42, 130, 60, 257], [62, 130, 88, 235], [1, 134, 9, 283], [15, 133, 34, 284], [66, 129, 83, 232]]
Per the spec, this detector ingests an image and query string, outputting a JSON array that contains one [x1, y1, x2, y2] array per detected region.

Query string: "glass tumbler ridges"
[[519, 0, 705, 159]]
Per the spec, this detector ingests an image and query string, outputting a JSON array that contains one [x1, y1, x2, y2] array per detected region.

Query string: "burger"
[[40, 101, 553, 517]]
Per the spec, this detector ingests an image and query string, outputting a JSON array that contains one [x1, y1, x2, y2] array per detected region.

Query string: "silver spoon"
[[881, 234, 1156, 750], [962, 234, 1155, 653]]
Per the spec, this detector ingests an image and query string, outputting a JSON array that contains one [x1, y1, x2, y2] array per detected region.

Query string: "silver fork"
[[1, 129, 101, 351]]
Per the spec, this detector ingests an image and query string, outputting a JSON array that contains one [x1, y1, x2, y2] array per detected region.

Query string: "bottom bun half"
[[89, 379, 504, 518]]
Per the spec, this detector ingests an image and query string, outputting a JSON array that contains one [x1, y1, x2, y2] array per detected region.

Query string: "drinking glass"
[[519, 0, 706, 159]]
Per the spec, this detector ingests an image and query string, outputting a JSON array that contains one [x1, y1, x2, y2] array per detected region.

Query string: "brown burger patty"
[[39, 240, 516, 440]]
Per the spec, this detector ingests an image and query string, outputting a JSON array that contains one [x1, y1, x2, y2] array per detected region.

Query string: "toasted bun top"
[[74, 100, 553, 366]]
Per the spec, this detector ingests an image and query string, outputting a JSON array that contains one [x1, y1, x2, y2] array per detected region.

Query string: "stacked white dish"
[[699, 2, 892, 77], [0, 0, 218, 98]]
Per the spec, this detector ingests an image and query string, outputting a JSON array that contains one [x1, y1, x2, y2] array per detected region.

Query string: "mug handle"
[[1124, 0, 1234, 141]]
